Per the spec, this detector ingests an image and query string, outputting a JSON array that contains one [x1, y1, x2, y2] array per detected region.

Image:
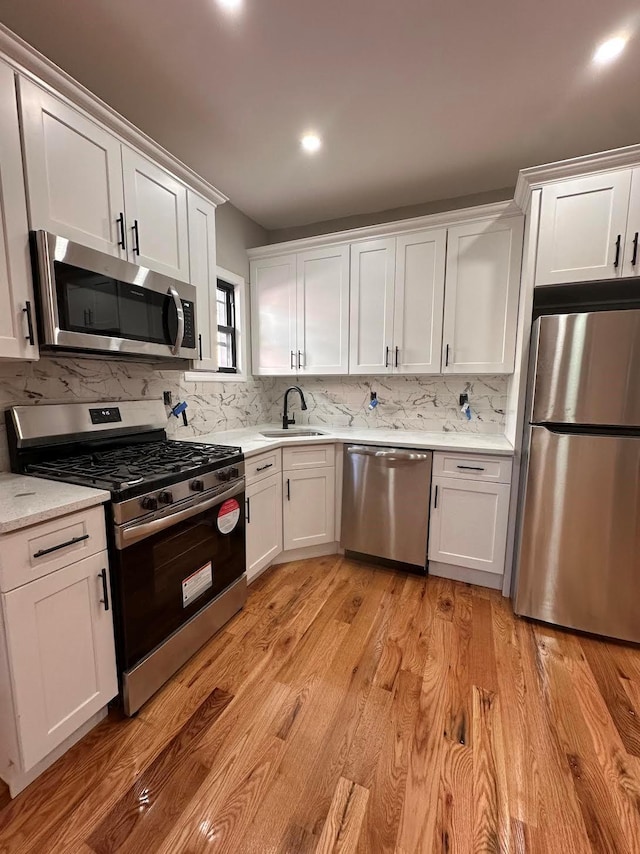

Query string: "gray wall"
[[268, 186, 514, 244], [216, 202, 268, 280]]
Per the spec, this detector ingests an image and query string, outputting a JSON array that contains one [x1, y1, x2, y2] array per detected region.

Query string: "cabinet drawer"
[[282, 443, 335, 470], [432, 452, 512, 483], [245, 449, 282, 485], [0, 506, 107, 592]]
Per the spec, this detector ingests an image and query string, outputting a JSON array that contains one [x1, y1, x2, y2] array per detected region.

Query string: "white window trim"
[[184, 265, 250, 383]]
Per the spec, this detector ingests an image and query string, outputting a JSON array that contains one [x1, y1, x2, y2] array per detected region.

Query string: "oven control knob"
[[191, 479, 205, 492], [217, 470, 231, 482], [141, 496, 158, 511], [229, 467, 239, 480], [158, 491, 173, 505]]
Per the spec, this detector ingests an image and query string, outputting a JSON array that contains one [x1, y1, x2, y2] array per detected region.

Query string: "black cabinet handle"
[[99, 568, 110, 611], [456, 465, 485, 471], [633, 232, 639, 267], [23, 301, 35, 346], [395, 346, 399, 367], [198, 333, 203, 361], [117, 212, 126, 250], [445, 344, 450, 367], [286, 478, 290, 501], [385, 346, 390, 367], [434, 484, 439, 509], [246, 497, 250, 524], [298, 350, 302, 370], [132, 220, 140, 255], [256, 463, 273, 472], [614, 234, 622, 268], [33, 533, 89, 559]]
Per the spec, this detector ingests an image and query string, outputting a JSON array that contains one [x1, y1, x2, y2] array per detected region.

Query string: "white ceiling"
[[2, 0, 640, 230]]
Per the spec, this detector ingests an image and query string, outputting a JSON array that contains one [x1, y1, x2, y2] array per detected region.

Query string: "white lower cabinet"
[[245, 474, 283, 583], [283, 466, 336, 551], [429, 475, 510, 577], [0, 510, 118, 796]]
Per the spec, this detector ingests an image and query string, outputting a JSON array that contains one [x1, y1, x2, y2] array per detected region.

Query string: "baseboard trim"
[[429, 561, 504, 592], [271, 542, 340, 566], [2, 707, 108, 798]]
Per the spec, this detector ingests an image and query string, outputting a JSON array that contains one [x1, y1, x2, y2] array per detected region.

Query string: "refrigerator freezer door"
[[515, 426, 640, 641], [531, 309, 640, 427]]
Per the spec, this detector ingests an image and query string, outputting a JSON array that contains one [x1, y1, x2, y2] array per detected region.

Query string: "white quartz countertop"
[[188, 425, 514, 458], [0, 473, 110, 534]]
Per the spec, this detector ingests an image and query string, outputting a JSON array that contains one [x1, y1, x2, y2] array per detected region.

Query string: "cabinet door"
[[535, 171, 632, 285], [393, 229, 446, 374], [2, 551, 118, 771], [121, 146, 190, 281], [250, 255, 297, 375], [283, 467, 335, 550], [297, 245, 349, 374], [442, 217, 523, 374], [624, 168, 640, 279], [349, 238, 395, 374], [19, 77, 125, 257], [187, 192, 217, 370], [0, 63, 38, 360], [428, 476, 510, 575], [245, 474, 283, 582]]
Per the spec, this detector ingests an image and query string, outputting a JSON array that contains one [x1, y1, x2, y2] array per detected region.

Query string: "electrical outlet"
[[163, 391, 172, 406]]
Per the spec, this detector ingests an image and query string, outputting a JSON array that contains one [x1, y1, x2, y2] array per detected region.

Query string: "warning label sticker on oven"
[[182, 561, 213, 608], [217, 498, 240, 534]]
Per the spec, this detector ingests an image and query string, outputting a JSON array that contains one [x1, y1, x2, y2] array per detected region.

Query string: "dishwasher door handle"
[[346, 446, 431, 462]]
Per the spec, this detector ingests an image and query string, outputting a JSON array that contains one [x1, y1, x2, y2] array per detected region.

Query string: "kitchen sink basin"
[[260, 429, 327, 438]]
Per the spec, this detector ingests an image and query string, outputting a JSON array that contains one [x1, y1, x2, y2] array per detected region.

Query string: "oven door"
[[111, 481, 246, 672], [34, 230, 197, 359]]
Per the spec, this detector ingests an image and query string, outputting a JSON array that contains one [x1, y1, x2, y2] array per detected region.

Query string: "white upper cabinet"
[[296, 245, 350, 374], [19, 78, 126, 258], [623, 168, 640, 279], [535, 170, 633, 285], [349, 238, 396, 374], [251, 255, 297, 375], [0, 62, 38, 361], [393, 229, 446, 374], [187, 191, 217, 370], [121, 146, 189, 281], [442, 217, 523, 374]]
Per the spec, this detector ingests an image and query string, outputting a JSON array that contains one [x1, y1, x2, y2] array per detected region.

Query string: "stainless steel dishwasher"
[[341, 445, 433, 571]]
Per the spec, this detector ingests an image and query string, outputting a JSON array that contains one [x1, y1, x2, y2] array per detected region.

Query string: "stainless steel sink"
[[260, 428, 327, 438]]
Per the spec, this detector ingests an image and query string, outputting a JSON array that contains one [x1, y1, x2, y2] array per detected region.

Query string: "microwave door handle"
[[168, 286, 185, 356]]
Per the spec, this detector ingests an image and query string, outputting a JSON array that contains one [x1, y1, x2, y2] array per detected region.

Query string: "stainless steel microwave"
[[32, 230, 198, 361]]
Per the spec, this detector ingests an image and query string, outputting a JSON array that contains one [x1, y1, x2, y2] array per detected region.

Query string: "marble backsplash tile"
[[0, 358, 508, 471], [263, 375, 508, 434]]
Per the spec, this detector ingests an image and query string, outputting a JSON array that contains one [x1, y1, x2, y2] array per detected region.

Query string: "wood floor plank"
[[314, 776, 369, 854], [1, 558, 640, 854]]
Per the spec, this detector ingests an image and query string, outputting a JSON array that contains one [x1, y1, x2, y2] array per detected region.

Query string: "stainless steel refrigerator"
[[514, 308, 640, 642]]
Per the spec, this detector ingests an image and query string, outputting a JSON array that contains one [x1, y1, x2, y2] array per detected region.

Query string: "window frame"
[[184, 266, 249, 383], [215, 279, 238, 374]]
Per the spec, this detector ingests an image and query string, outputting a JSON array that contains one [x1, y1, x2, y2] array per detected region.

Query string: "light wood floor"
[[2, 556, 640, 853]]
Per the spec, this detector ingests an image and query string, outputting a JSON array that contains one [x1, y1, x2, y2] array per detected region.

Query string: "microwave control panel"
[[182, 300, 196, 349]]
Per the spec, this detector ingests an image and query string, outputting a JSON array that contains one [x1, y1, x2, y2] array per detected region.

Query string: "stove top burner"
[[28, 440, 242, 493]]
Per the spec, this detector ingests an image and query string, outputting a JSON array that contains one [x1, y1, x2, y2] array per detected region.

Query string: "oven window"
[[113, 500, 245, 671], [55, 261, 178, 345]]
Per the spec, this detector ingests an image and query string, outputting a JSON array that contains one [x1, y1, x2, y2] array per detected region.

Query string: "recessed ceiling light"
[[593, 35, 628, 65], [301, 133, 322, 154], [217, 0, 242, 13]]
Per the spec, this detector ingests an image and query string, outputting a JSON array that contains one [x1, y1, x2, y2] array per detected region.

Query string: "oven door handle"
[[169, 285, 185, 356], [115, 481, 244, 549]]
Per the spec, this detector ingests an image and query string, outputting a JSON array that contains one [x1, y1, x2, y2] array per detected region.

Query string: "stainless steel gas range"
[[6, 399, 246, 715]]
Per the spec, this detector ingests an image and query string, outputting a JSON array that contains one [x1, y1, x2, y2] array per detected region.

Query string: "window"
[[216, 279, 237, 373]]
